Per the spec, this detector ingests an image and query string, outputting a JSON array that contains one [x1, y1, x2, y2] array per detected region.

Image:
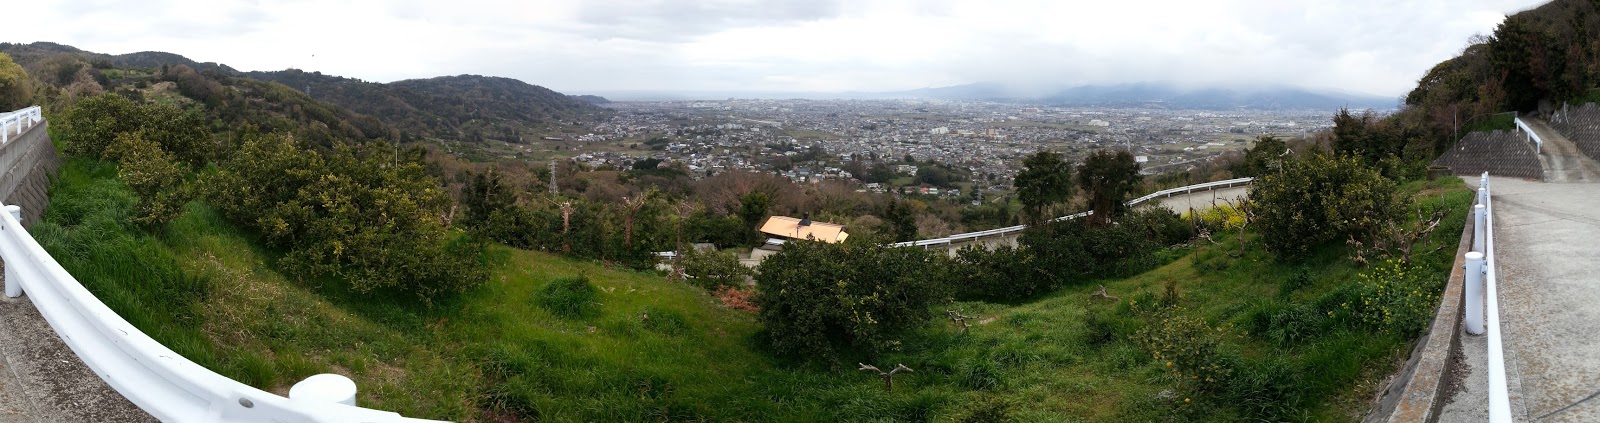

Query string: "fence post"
[[289, 374, 358, 406], [1464, 252, 1486, 335], [4, 205, 20, 298], [1474, 204, 1487, 254]]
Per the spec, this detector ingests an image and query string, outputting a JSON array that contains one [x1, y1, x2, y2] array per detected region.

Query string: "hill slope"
[[0, 41, 607, 144], [244, 70, 609, 142]]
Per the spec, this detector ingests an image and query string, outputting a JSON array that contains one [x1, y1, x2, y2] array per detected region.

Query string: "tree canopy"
[[1076, 149, 1141, 225], [1014, 150, 1074, 223], [0, 52, 30, 110]]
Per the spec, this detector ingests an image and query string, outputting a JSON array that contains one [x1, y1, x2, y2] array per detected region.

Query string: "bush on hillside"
[[537, 275, 601, 319], [1252, 154, 1400, 259], [103, 131, 190, 227], [1133, 309, 1234, 394], [678, 247, 751, 289], [207, 133, 486, 300], [1021, 216, 1164, 280], [57, 93, 211, 166], [950, 246, 1053, 303], [754, 239, 947, 362]]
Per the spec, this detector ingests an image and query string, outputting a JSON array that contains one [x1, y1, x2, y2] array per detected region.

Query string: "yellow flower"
[[1184, 398, 1191, 403], [1166, 361, 1173, 367]]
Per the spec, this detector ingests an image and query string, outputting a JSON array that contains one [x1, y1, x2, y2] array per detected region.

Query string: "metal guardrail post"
[[1464, 252, 1485, 335], [1474, 204, 1486, 254], [4, 205, 19, 298], [290, 374, 359, 406]]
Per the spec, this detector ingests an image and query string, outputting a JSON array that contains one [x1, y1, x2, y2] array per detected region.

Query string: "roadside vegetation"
[[35, 149, 1470, 421], [5, 25, 1494, 420]]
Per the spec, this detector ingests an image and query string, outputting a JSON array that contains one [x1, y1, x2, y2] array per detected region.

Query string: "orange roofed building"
[[758, 215, 849, 244]]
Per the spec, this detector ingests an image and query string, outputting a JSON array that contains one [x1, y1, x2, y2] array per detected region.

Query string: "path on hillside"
[[0, 264, 153, 422], [1524, 118, 1600, 182], [1441, 174, 1600, 421]]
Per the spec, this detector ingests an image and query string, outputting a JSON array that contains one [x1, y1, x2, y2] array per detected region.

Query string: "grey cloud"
[[573, 0, 844, 41]]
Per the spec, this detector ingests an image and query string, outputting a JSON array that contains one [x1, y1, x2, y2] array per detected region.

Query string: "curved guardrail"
[[1514, 116, 1543, 154], [0, 107, 445, 422], [891, 177, 1253, 248], [1, 106, 42, 144]]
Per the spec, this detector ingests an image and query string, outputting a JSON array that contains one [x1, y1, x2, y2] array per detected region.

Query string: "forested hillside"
[[1398, 0, 1600, 151], [245, 70, 608, 143], [0, 42, 608, 145]]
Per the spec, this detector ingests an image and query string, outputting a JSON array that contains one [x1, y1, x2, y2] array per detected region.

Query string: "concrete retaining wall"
[[0, 121, 60, 225]]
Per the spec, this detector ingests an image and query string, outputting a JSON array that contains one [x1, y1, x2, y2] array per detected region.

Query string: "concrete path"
[[1523, 118, 1600, 182], [1440, 171, 1600, 421], [0, 265, 153, 422]]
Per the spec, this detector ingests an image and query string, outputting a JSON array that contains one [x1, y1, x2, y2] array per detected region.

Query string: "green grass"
[[36, 157, 1472, 421]]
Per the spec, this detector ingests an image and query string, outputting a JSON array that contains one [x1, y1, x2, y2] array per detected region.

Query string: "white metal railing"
[[891, 177, 1253, 248], [1480, 172, 1511, 422], [1514, 116, 1543, 154], [1126, 177, 1254, 208], [0, 204, 447, 422], [1, 106, 42, 144]]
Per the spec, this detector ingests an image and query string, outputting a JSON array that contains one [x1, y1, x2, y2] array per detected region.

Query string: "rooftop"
[[758, 216, 848, 244]]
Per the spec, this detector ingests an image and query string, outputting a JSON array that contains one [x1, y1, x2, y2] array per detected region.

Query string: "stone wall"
[[0, 121, 61, 225], [1431, 130, 1543, 180]]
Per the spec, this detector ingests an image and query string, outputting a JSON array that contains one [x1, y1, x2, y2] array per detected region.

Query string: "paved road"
[[1440, 124, 1600, 422], [1524, 118, 1600, 182], [1149, 186, 1250, 214], [0, 268, 154, 422]]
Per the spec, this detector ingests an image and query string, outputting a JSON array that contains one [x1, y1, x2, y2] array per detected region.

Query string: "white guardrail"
[[1463, 172, 1509, 421], [891, 177, 1254, 248], [1514, 116, 1543, 154], [1, 106, 42, 144], [0, 107, 444, 422], [1480, 173, 1511, 422]]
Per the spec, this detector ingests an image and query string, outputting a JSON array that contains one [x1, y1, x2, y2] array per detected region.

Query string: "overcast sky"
[[2, 0, 1548, 97]]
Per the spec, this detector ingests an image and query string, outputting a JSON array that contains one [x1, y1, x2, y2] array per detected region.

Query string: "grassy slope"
[[36, 157, 1471, 422]]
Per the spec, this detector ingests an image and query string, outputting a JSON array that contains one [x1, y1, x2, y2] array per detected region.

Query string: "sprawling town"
[[543, 99, 1338, 192]]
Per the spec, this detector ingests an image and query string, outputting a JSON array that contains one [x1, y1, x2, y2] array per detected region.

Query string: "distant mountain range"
[[880, 82, 1397, 110], [0, 42, 609, 143]]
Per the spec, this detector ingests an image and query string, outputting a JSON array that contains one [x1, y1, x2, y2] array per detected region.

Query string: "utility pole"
[[549, 159, 559, 195]]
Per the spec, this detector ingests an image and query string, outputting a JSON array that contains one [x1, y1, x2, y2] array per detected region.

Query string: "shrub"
[[950, 245, 1054, 303], [754, 240, 947, 362], [57, 93, 210, 166], [103, 131, 189, 227], [678, 248, 751, 289], [1123, 208, 1195, 246], [208, 134, 486, 300], [1133, 309, 1233, 393], [537, 275, 600, 319], [1022, 216, 1165, 280], [1252, 154, 1400, 259]]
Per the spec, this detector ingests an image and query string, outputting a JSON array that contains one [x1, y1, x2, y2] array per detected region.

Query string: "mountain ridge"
[[0, 42, 608, 143]]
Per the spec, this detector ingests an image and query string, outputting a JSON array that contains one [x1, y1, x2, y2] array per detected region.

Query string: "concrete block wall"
[[0, 121, 61, 225]]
